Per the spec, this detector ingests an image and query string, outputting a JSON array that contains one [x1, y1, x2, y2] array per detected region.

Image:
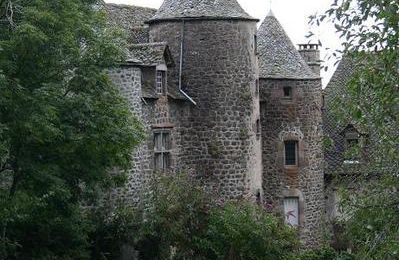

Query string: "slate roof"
[[322, 56, 362, 174], [257, 11, 318, 79], [105, 3, 156, 43], [148, 0, 257, 22], [126, 42, 173, 66]]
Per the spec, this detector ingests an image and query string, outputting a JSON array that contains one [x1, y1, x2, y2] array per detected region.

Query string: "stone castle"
[[105, 0, 325, 248]]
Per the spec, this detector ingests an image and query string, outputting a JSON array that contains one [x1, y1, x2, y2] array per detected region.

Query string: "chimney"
[[298, 44, 321, 76]]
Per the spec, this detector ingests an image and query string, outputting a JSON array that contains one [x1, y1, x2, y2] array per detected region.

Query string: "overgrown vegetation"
[[312, 0, 399, 258], [0, 0, 144, 258], [123, 172, 300, 260]]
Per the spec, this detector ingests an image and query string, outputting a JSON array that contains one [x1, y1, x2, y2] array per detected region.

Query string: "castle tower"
[[147, 0, 262, 199], [257, 11, 324, 247]]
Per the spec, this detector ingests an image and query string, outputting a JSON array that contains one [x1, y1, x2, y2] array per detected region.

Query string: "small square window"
[[283, 87, 292, 98], [284, 140, 298, 166]]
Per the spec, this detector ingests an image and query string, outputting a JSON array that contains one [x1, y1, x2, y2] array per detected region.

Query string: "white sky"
[[105, 0, 343, 86]]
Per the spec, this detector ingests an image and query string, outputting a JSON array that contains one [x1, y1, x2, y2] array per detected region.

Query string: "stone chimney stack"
[[298, 44, 321, 76]]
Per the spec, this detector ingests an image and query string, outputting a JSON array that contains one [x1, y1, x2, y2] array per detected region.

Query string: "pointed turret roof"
[[148, 0, 257, 23], [257, 11, 318, 79]]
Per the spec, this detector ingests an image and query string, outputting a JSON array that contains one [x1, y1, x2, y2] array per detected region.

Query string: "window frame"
[[155, 70, 167, 95], [153, 130, 172, 171], [284, 140, 298, 167], [283, 196, 300, 227], [283, 86, 293, 99]]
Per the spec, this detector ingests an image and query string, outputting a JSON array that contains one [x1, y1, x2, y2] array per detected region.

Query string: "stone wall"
[[259, 78, 324, 248], [149, 19, 262, 199]]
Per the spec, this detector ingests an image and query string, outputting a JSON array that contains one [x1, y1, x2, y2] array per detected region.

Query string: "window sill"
[[284, 166, 299, 173]]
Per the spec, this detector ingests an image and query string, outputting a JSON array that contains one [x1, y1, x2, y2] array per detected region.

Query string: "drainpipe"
[[179, 19, 197, 106]]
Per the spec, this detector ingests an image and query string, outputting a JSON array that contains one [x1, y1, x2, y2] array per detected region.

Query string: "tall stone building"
[[105, 0, 324, 248], [257, 11, 324, 246]]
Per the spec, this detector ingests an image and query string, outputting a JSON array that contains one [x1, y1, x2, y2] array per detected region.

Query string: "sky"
[[104, 0, 343, 86]]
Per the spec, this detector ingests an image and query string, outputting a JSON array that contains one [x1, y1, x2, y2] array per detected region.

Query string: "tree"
[[133, 172, 299, 260], [312, 0, 398, 258], [0, 0, 144, 258]]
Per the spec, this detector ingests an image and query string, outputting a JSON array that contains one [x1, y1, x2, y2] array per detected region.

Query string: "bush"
[[133, 172, 299, 259], [197, 202, 299, 260]]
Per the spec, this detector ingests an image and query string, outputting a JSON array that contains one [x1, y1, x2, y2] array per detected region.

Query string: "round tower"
[[257, 11, 324, 248], [147, 0, 262, 199]]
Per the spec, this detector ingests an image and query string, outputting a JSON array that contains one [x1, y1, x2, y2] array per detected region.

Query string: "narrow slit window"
[[284, 140, 298, 166], [256, 79, 259, 96], [254, 34, 258, 54]]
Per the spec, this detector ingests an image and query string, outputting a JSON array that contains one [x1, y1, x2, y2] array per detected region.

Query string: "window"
[[154, 131, 171, 171], [283, 87, 292, 98], [256, 119, 261, 137], [344, 137, 359, 163], [284, 140, 298, 166], [156, 70, 166, 94], [284, 197, 299, 226], [254, 34, 258, 55], [343, 125, 361, 163], [255, 79, 259, 96]]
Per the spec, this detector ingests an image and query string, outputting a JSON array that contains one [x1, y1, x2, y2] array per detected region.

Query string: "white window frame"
[[156, 70, 166, 95], [284, 197, 300, 227]]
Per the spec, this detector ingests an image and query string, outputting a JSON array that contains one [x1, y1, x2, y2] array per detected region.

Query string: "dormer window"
[[283, 87, 292, 98], [342, 124, 361, 164], [156, 70, 166, 95]]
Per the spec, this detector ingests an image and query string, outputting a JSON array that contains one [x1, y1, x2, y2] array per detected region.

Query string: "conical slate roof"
[[257, 11, 318, 79], [149, 0, 256, 22]]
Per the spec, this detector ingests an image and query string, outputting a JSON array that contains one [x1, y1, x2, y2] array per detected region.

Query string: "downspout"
[[179, 19, 197, 106]]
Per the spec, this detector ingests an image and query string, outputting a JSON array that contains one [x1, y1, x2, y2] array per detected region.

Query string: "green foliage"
[[0, 0, 144, 258], [133, 172, 299, 260], [135, 172, 213, 259], [313, 0, 399, 258], [87, 204, 141, 260], [298, 246, 352, 260], [198, 202, 299, 260]]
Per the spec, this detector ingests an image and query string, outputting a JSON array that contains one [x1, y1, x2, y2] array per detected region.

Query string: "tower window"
[[254, 34, 258, 55], [284, 197, 299, 226], [284, 140, 298, 166], [256, 119, 261, 137], [283, 87, 292, 98], [255, 79, 259, 96], [154, 130, 171, 171], [156, 70, 166, 94]]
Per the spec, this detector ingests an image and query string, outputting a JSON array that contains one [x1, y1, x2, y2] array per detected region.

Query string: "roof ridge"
[[149, 0, 258, 22], [105, 3, 157, 12]]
